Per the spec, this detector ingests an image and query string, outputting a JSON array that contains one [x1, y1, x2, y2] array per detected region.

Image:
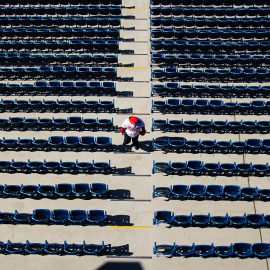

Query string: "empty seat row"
[[152, 83, 270, 98], [0, 136, 113, 152], [152, 53, 270, 67], [152, 119, 270, 134], [151, 40, 270, 53], [0, 27, 120, 38], [0, 209, 108, 225], [153, 242, 270, 258], [153, 211, 269, 228], [151, 17, 270, 28], [152, 99, 270, 115], [151, 0, 269, 6], [0, 240, 108, 256], [0, 117, 115, 131], [0, 160, 112, 174], [0, 183, 109, 199], [152, 68, 270, 82], [0, 81, 117, 96], [152, 160, 270, 176], [0, 40, 123, 52], [152, 137, 270, 154], [151, 28, 270, 40], [3, 0, 122, 5], [153, 184, 270, 201], [0, 67, 126, 81], [151, 7, 270, 17], [0, 52, 119, 66], [0, 17, 121, 27], [0, 99, 115, 113]]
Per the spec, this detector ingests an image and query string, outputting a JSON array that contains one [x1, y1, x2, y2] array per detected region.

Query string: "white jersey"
[[121, 118, 145, 138]]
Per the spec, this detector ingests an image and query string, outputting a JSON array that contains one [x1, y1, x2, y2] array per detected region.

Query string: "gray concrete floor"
[[0, 0, 269, 269]]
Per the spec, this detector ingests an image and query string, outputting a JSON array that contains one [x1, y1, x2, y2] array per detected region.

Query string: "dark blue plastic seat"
[[247, 214, 265, 228], [32, 209, 51, 224], [37, 185, 55, 198], [63, 241, 83, 255], [90, 183, 109, 197], [20, 185, 38, 198], [229, 214, 247, 228], [80, 136, 95, 149], [68, 210, 87, 224], [88, 210, 107, 224], [170, 185, 189, 199], [25, 240, 44, 255], [153, 211, 173, 225], [55, 183, 73, 198], [214, 244, 233, 258], [6, 241, 25, 255], [175, 244, 195, 257], [95, 137, 112, 150], [170, 162, 187, 174], [211, 214, 229, 227], [50, 209, 69, 224], [152, 186, 171, 198], [259, 189, 270, 201], [194, 244, 214, 257], [3, 184, 20, 198], [224, 185, 241, 200], [173, 214, 192, 226], [73, 183, 90, 199], [241, 187, 259, 200], [187, 160, 203, 174], [0, 212, 14, 223], [206, 185, 223, 199], [253, 243, 270, 258], [220, 162, 236, 176], [192, 213, 210, 227], [189, 185, 206, 199], [44, 240, 63, 255], [233, 243, 253, 258], [82, 241, 105, 255]]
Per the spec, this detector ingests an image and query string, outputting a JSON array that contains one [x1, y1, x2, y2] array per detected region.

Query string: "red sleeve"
[[120, 127, 126, 134]]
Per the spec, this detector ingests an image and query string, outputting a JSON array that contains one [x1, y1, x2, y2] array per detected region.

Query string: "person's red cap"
[[129, 116, 139, 124]]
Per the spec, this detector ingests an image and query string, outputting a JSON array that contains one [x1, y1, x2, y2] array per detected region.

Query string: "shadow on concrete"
[[97, 261, 143, 270], [109, 189, 132, 199], [107, 215, 133, 226]]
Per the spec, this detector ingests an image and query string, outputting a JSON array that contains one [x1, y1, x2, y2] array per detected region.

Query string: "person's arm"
[[140, 120, 146, 136], [120, 119, 127, 135]]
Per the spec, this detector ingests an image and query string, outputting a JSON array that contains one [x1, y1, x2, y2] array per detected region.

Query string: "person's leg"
[[132, 135, 140, 149], [123, 133, 131, 145]]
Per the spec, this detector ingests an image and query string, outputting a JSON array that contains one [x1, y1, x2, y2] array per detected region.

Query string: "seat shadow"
[[112, 166, 132, 175], [108, 244, 133, 257], [139, 140, 153, 152], [109, 189, 132, 199], [107, 215, 133, 226], [117, 91, 133, 97]]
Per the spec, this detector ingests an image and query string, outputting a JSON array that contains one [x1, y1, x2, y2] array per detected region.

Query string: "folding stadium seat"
[[1, 138, 17, 151], [153, 211, 174, 225], [187, 160, 203, 175], [153, 242, 176, 257], [223, 185, 241, 200], [152, 138, 169, 151], [63, 241, 83, 255], [48, 136, 64, 151], [189, 185, 206, 199], [194, 244, 214, 257], [247, 214, 265, 228], [152, 185, 171, 199], [206, 185, 223, 199], [3, 185, 20, 198], [6, 241, 25, 255], [220, 162, 236, 176], [68, 210, 87, 224], [44, 241, 63, 255], [64, 136, 80, 150], [20, 185, 38, 198], [211, 214, 229, 228], [95, 137, 113, 151], [246, 139, 262, 153], [233, 243, 253, 258], [152, 119, 168, 131], [17, 138, 33, 151], [55, 184, 73, 199], [0, 212, 14, 224], [253, 163, 269, 176], [0, 161, 11, 173], [32, 209, 51, 224], [79, 136, 95, 151], [236, 163, 253, 176], [73, 183, 90, 199], [170, 162, 187, 174], [37, 185, 55, 198], [259, 189, 270, 201], [25, 241, 44, 255], [253, 243, 270, 259], [168, 138, 186, 152], [175, 244, 195, 257], [82, 241, 106, 256], [82, 118, 98, 130], [13, 210, 32, 224], [87, 210, 107, 225], [241, 187, 259, 200], [200, 140, 216, 153], [230, 214, 247, 228], [215, 245, 234, 260], [50, 209, 69, 225], [92, 161, 111, 174], [10, 160, 28, 173], [170, 185, 189, 200], [192, 213, 210, 227]]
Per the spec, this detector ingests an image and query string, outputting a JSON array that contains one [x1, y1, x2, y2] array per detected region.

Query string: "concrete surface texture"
[[0, 0, 269, 269]]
